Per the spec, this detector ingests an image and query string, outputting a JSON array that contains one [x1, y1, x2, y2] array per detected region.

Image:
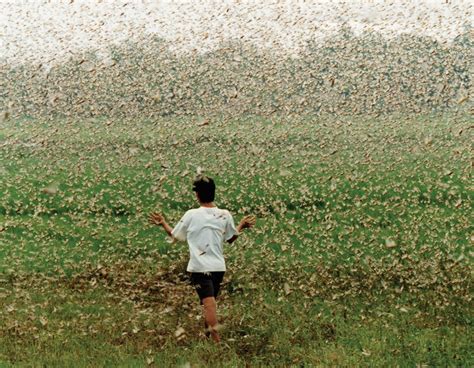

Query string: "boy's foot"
[[205, 323, 221, 343], [204, 322, 210, 338], [209, 328, 221, 343]]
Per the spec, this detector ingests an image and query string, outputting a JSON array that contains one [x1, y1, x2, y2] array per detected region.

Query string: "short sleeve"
[[224, 212, 238, 241], [171, 211, 191, 242]]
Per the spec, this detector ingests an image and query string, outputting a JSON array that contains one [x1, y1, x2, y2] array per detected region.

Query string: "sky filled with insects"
[[1, 0, 472, 119], [1, 0, 472, 66]]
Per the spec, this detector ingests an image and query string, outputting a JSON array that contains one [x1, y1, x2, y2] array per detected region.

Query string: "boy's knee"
[[202, 296, 216, 307]]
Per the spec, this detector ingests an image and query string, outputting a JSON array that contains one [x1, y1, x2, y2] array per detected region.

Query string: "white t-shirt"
[[171, 206, 238, 272]]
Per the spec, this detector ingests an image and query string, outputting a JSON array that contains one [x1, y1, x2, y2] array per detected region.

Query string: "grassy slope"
[[0, 112, 472, 366]]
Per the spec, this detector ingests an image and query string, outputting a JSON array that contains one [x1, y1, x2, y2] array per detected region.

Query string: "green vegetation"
[[0, 111, 472, 367]]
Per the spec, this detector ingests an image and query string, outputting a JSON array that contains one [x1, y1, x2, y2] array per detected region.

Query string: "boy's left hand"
[[148, 212, 165, 226]]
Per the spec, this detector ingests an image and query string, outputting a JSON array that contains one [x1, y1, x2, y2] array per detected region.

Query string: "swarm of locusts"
[[1, 1, 472, 119], [0, 1, 472, 366]]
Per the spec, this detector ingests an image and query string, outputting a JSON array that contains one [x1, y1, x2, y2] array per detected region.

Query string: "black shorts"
[[190, 272, 225, 302]]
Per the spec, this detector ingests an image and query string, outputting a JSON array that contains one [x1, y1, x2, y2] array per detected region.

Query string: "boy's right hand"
[[148, 212, 165, 226], [239, 215, 256, 229]]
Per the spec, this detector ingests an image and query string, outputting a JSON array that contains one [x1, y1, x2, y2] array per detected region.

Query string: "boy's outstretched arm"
[[148, 212, 173, 237], [227, 215, 256, 244]]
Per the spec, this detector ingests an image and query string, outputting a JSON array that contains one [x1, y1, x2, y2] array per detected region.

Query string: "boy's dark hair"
[[192, 175, 215, 203]]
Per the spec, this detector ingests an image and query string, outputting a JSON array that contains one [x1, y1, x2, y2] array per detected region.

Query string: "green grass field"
[[0, 112, 472, 367]]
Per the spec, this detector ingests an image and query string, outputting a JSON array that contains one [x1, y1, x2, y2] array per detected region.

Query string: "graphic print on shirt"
[[199, 244, 209, 256]]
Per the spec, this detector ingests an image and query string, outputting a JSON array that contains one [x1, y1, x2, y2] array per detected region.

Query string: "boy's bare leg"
[[202, 296, 220, 342]]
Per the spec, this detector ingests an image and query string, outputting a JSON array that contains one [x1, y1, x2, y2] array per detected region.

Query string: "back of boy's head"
[[193, 175, 215, 203]]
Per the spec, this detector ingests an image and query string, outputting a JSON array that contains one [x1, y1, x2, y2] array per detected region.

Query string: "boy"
[[148, 174, 255, 342]]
